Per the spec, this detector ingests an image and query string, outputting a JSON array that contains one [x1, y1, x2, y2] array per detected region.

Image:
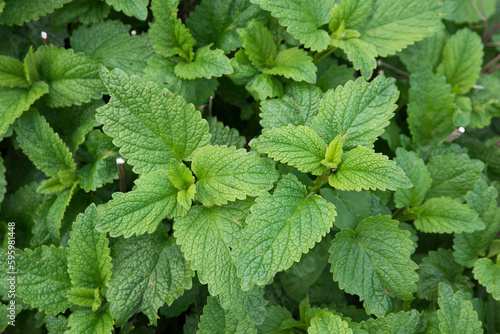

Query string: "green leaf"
[[174, 45, 233, 79], [437, 28, 483, 94], [329, 215, 418, 317], [250, 0, 335, 52], [261, 47, 316, 83], [97, 170, 186, 238], [66, 287, 100, 309], [15, 108, 75, 178], [37, 170, 77, 195], [399, 27, 447, 73], [0, 156, 5, 204], [97, 67, 210, 174], [311, 77, 399, 150], [191, 145, 279, 206], [329, 0, 373, 32], [454, 180, 500, 267], [0, 82, 49, 136], [198, 297, 257, 334], [323, 135, 343, 169], [246, 73, 283, 101], [437, 283, 483, 334], [359, 0, 451, 57], [0, 55, 29, 87], [473, 258, 500, 300], [317, 64, 355, 92], [68, 204, 112, 290], [0, 0, 72, 26], [23, 46, 106, 108], [16, 246, 71, 314], [238, 20, 277, 71], [107, 226, 193, 326], [104, 0, 148, 20], [260, 82, 322, 130], [359, 310, 421, 334], [49, 0, 111, 27], [174, 200, 266, 324], [410, 197, 484, 234], [77, 130, 118, 192], [407, 67, 456, 145], [228, 49, 259, 85], [70, 20, 154, 76], [257, 305, 294, 333], [66, 306, 114, 334], [448, 0, 496, 24], [237, 174, 336, 290], [251, 125, 327, 176], [45, 314, 69, 334], [186, 0, 264, 53], [208, 116, 247, 149], [308, 311, 352, 334], [468, 74, 500, 128], [426, 152, 485, 199], [417, 248, 472, 301], [328, 146, 411, 192], [320, 188, 370, 230], [394, 148, 432, 208], [331, 37, 378, 80]]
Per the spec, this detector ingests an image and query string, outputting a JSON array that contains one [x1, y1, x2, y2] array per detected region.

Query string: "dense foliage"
[[1, 0, 500, 333]]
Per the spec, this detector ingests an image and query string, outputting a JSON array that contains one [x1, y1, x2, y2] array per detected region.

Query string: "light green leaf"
[[37, 170, 77, 195], [23, 46, 106, 108], [167, 159, 194, 190], [66, 287, 100, 309], [394, 148, 432, 208], [107, 226, 193, 326], [97, 170, 186, 238], [0, 82, 49, 136], [448, 0, 496, 24], [198, 297, 257, 334], [262, 47, 316, 84], [238, 20, 278, 71], [360, 0, 451, 57], [251, 125, 327, 176], [473, 258, 500, 300], [105, 0, 148, 20], [437, 283, 483, 334], [426, 152, 485, 199], [68, 204, 112, 290], [0, 0, 72, 26], [228, 49, 259, 85], [208, 116, 247, 149], [175, 45, 233, 79], [66, 306, 114, 334], [359, 310, 421, 334], [329, 215, 418, 317], [399, 27, 447, 73], [454, 180, 500, 267], [97, 67, 210, 174], [437, 28, 483, 94], [329, 0, 373, 32], [246, 73, 283, 101], [308, 311, 352, 334], [250, 0, 335, 52], [45, 314, 69, 334], [16, 246, 72, 314], [331, 38, 378, 80], [260, 82, 322, 130], [323, 134, 343, 169], [410, 197, 484, 234], [237, 174, 336, 290], [174, 200, 266, 324], [0, 55, 29, 87], [407, 67, 457, 145], [70, 20, 154, 76], [191, 145, 279, 206], [311, 77, 399, 150], [329, 146, 411, 192]]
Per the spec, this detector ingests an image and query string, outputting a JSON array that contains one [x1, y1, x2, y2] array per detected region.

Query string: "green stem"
[[313, 46, 337, 64]]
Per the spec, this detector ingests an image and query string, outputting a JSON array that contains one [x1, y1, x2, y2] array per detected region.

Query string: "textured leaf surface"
[[256, 305, 294, 333], [246, 73, 283, 101], [308, 311, 352, 334], [0, 82, 49, 136], [329, 146, 411, 192], [399, 27, 447, 73], [174, 200, 266, 324], [473, 258, 500, 300], [24, 46, 106, 107], [237, 174, 336, 290], [15, 108, 75, 178], [329, 215, 418, 316], [105, 0, 148, 20], [359, 310, 421, 334], [260, 82, 322, 130], [97, 170, 186, 238], [394, 148, 432, 208], [107, 226, 193, 326], [174, 45, 233, 79], [0, 0, 71, 25], [0, 55, 29, 87], [331, 38, 378, 80], [238, 20, 277, 71], [250, 0, 335, 51], [208, 116, 246, 149], [261, 47, 316, 83], [192, 145, 279, 206], [66, 307, 114, 334], [448, 0, 496, 23], [437, 28, 483, 94], [407, 67, 455, 145], [45, 314, 69, 333], [311, 77, 399, 150], [437, 283, 483, 334], [70, 20, 154, 75], [411, 197, 484, 234], [251, 125, 327, 176], [198, 297, 257, 334], [16, 246, 71, 314], [68, 204, 112, 290], [97, 67, 210, 174]]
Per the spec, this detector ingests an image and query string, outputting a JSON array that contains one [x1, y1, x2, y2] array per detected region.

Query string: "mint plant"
[[1, 0, 500, 333]]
